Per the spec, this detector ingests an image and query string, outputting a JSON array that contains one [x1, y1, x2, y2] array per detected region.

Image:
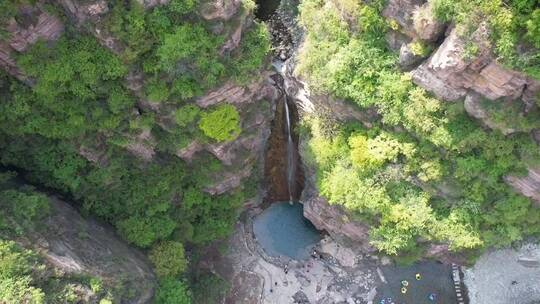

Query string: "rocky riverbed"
[[210, 208, 380, 304], [200, 205, 465, 304]]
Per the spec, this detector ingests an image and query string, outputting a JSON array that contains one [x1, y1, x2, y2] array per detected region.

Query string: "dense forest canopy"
[[298, 0, 540, 261], [0, 0, 269, 302]]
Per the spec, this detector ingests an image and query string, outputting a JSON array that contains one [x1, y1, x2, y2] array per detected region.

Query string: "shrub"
[[409, 41, 433, 57], [0, 240, 45, 304], [0, 189, 50, 235], [155, 278, 191, 304], [117, 215, 176, 248], [526, 9, 540, 48], [149, 241, 188, 278], [198, 105, 241, 142], [146, 79, 170, 102], [229, 22, 271, 83], [191, 273, 230, 304], [168, 0, 198, 15], [175, 105, 200, 127], [157, 24, 224, 88]]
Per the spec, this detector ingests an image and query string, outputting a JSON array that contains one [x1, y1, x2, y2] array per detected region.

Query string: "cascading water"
[[283, 96, 295, 203]]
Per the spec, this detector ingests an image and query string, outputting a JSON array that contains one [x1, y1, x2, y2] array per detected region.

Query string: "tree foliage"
[[299, 0, 540, 258], [149, 241, 188, 278], [198, 105, 241, 142]]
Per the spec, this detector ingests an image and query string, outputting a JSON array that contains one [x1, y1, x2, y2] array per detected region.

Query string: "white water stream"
[[284, 96, 295, 203]]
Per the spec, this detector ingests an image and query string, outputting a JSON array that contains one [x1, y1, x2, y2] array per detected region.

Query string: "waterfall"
[[284, 96, 295, 204]]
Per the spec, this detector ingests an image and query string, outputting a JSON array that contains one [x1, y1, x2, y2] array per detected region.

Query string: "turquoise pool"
[[253, 202, 321, 260]]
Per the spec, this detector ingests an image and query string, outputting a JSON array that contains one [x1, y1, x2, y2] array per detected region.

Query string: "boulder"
[[303, 196, 375, 252], [411, 63, 467, 101], [385, 29, 411, 51], [382, 0, 425, 38], [505, 167, 540, 205], [412, 25, 534, 102], [473, 62, 528, 100], [399, 42, 424, 70], [412, 2, 446, 41]]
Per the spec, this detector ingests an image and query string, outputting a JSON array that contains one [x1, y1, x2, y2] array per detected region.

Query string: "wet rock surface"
[[209, 212, 380, 304]]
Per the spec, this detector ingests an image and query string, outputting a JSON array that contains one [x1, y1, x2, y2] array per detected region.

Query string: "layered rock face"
[[505, 167, 540, 204], [383, 0, 538, 104], [0, 6, 63, 82], [20, 195, 156, 304], [391, 6, 540, 204], [411, 26, 534, 102], [303, 196, 375, 252], [176, 76, 277, 196]]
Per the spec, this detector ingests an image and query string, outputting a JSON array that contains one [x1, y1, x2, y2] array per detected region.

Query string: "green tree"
[[149, 241, 188, 278], [155, 278, 191, 304], [198, 105, 241, 142], [0, 240, 45, 304], [175, 105, 200, 127]]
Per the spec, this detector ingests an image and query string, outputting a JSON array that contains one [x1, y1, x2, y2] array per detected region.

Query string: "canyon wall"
[[295, 0, 540, 262], [20, 195, 157, 303], [0, 0, 277, 198]]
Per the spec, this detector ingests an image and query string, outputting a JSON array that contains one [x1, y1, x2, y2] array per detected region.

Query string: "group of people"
[[379, 273, 438, 304]]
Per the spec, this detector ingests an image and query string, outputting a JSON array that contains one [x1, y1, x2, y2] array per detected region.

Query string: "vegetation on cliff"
[[298, 0, 540, 260], [0, 0, 270, 302]]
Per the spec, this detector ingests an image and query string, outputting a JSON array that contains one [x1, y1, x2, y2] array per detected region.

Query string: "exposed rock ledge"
[[505, 167, 540, 206], [200, 0, 242, 21], [382, 0, 539, 103], [464, 93, 517, 135], [21, 196, 156, 304], [411, 25, 537, 102], [0, 7, 63, 83], [303, 196, 375, 253]]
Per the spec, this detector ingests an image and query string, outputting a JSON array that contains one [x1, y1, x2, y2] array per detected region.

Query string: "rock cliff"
[[0, 6, 63, 83], [294, 0, 540, 259], [0, 0, 276, 198], [9, 191, 156, 303]]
